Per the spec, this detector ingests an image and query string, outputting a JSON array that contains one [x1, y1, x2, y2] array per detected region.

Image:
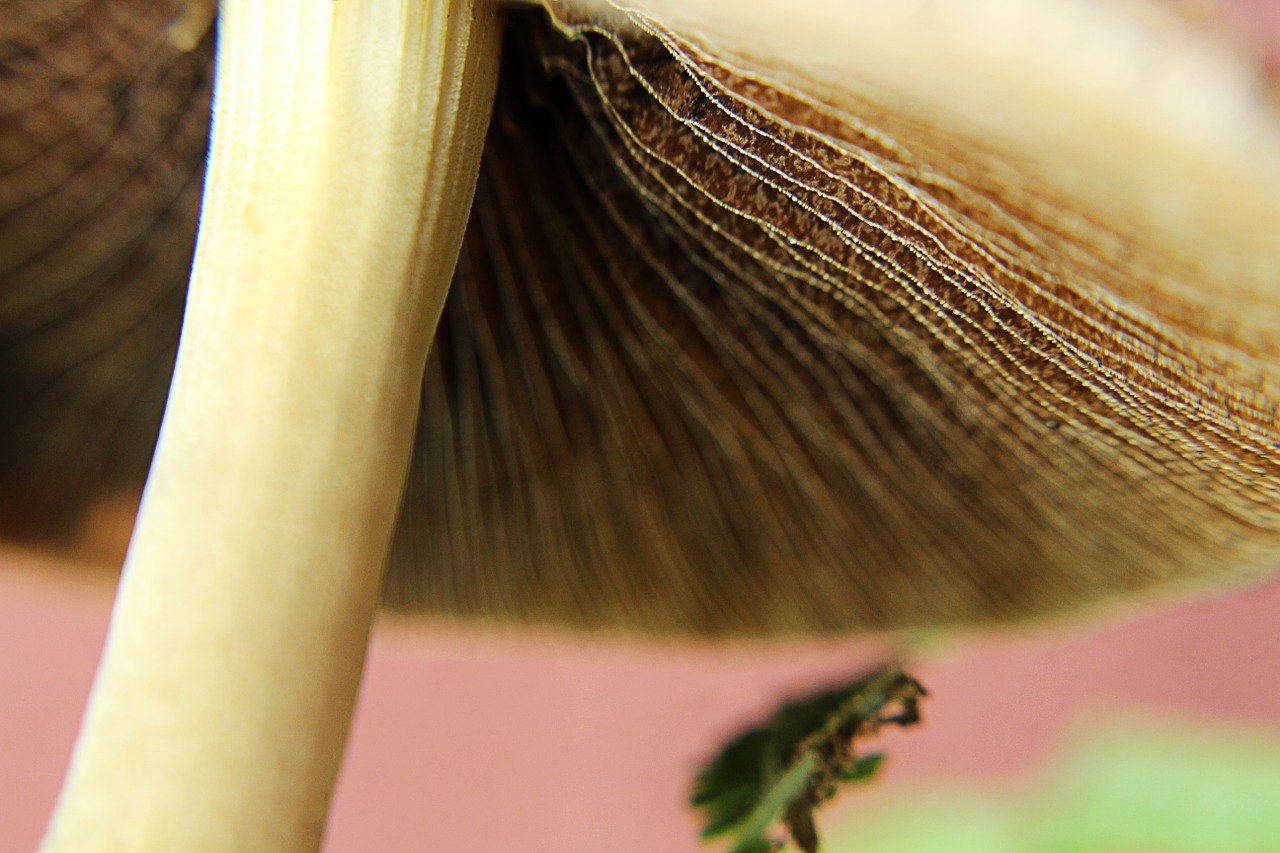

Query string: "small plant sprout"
[[693, 665, 927, 853]]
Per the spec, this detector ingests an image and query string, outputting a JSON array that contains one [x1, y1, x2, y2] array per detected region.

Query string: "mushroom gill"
[[2, 0, 1279, 639], [389, 2, 1280, 634]]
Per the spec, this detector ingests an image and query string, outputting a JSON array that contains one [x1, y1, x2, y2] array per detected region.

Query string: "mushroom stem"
[[39, 0, 500, 849]]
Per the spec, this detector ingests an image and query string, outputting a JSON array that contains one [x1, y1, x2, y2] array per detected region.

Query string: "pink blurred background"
[[4, 558, 1280, 852], [3, 1, 1280, 850]]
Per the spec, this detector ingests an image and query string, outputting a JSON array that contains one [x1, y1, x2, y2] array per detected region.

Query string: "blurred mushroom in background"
[[2, 0, 1278, 850]]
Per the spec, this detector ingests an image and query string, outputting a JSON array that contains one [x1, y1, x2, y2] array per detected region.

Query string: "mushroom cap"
[[3, 0, 1280, 636]]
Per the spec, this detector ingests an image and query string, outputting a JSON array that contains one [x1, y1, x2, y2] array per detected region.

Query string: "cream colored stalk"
[[40, 0, 500, 850]]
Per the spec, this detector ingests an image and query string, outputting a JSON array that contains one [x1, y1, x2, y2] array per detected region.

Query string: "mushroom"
[[3, 0, 1279, 850]]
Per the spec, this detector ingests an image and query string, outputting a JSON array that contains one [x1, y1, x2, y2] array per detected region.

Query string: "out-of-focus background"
[[4, 2, 1280, 851], [4, 558, 1280, 852]]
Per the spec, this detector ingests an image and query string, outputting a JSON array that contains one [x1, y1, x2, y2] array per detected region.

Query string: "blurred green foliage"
[[827, 714, 1280, 853]]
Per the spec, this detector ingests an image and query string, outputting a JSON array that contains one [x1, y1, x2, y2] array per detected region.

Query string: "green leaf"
[[691, 664, 927, 853], [840, 753, 885, 783]]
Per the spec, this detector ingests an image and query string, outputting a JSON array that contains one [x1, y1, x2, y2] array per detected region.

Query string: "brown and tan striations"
[[3, 2, 1279, 635], [389, 6, 1280, 634], [0, 0, 212, 550]]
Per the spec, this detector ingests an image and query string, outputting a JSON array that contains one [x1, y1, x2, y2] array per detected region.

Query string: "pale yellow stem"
[[40, 0, 500, 850]]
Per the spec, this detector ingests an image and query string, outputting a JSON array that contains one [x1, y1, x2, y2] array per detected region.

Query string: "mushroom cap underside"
[[2, 0, 1279, 636]]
